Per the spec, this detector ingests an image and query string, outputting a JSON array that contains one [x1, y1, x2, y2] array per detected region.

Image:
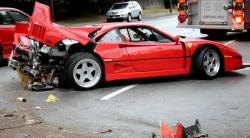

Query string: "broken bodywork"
[[9, 2, 98, 91]]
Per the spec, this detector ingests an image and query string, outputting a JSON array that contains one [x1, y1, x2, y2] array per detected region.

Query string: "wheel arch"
[[66, 43, 105, 73], [191, 44, 225, 72]]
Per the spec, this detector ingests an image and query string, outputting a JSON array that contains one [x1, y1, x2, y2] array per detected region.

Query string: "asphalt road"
[[1, 15, 250, 138]]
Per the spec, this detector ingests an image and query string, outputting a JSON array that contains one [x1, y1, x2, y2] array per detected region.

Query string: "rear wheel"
[[64, 52, 103, 90], [194, 47, 222, 79], [137, 12, 142, 21]]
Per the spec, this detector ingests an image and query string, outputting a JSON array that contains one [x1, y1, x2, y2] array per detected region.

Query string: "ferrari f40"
[[9, 2, 243, 90]]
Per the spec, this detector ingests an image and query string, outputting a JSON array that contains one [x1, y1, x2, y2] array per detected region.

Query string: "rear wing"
[[16, 2, 90, 47]]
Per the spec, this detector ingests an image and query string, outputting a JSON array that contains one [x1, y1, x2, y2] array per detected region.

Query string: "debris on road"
[[46, 95, 59, 103], [152, 132, 157, 138], [95, 128, 112, 134], [3, 113, 14, 118], [160, 120, 208, 138], [22, 115, 42, 125], [17, 97, 27, 102], [35, 106, 47, 110]]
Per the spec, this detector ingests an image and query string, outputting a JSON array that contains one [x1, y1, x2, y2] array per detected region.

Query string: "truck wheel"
[[194, 47, 222, 79], [200, 29, 227, 38], [65, 52, 104, 90]]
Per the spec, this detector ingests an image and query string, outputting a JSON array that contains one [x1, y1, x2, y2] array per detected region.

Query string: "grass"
[[143, 7, 177, 17]]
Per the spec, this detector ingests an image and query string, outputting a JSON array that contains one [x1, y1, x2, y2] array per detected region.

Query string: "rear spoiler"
[[17, 2, 90, 47]]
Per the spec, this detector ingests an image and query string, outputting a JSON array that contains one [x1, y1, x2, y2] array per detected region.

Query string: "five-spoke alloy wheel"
[[65, 52, 103, 90], [194, 47, 222, 79]]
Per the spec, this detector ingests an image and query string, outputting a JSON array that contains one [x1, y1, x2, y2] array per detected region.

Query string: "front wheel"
[[194, 47, 222, 79], [65, 52, 103, 90]]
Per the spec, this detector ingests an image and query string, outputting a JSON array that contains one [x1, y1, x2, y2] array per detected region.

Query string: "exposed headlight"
[[62, 39, 79, 46]]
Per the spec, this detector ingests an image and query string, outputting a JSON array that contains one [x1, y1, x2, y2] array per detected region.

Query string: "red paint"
[[0, 8, 29, 59], [14, 2, 243, 82], [160, 122, 183, 138]]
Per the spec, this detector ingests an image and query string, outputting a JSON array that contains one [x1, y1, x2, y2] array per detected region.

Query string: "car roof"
[[94, 22, 151, 29], [0, 7, 29, 16], [113, 1, 136, 5]]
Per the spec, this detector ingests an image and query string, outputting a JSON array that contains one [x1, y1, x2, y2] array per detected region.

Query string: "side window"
[[119, 28, 130, 42], [8, 11, 29, 22], [98, 29, 123, 42], [0, 11, 14, 25], [151, 30, 173, 43], [127, 27, 157, 42]]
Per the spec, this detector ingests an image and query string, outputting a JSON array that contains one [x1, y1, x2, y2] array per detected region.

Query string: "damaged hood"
[[27, 2, 91, 46]]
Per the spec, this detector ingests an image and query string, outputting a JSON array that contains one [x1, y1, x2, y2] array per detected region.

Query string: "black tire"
[[200, 29, 227, 39], [193, 47, 222, 79], [64, 52, 104, 90], [127, 13, 132, 22], [137, 12, 142, 21]]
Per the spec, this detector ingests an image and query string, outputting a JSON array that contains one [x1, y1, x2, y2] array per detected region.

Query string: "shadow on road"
[[0, 60, 8, 67], [100, 71, 246, 90], [203, 32, 250, 42]]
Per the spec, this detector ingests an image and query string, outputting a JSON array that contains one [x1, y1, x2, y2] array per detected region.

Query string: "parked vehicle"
[[177, 0, 250, 37], [106, 1, 143, 22], [0, 8, 29, 60], [9, 2, 243, 90]]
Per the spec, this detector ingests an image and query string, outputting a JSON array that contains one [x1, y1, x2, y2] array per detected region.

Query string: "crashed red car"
[[0, 7, 29, 60], [9, 2, 243, 90]]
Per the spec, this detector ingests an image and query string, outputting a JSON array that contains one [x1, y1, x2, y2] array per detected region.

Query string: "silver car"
[[106, 1, 143, 22]]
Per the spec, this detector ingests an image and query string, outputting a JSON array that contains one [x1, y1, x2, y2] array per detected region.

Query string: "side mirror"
[[174, 36, 180, 44]]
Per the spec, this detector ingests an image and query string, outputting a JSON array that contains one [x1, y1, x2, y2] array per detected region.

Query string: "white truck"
[[177, 0, 250, 36]]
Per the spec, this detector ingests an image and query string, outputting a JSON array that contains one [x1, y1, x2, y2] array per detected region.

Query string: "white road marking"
[[100, 84, 138, 101], [239, 67, 250, 71], [224, 40, 237, 46], [243, 63, 250, 67]]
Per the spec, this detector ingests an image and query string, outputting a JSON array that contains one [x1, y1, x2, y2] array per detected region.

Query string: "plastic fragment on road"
[[160, 120, 208, 138], [95, 128, 112, 134], [17, 97, 27, 102], [160, 122, 183, 138], [46, 95, 59, 103], [35, 106, 47, 110]]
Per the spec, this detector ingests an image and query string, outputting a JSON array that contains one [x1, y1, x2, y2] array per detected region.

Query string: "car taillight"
[[233, 0, 244, 25], [178, 0, 187, 23]]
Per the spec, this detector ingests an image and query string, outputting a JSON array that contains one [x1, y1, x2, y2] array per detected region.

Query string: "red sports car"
[[0, 7, 29, 60], [9, 2, 243, 90]]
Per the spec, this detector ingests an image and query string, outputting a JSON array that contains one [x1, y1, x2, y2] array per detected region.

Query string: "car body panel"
[[0, 8, 29, 59], [27, 2, 90, 47]]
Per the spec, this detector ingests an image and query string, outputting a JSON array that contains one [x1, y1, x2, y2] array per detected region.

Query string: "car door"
[[129, 3, 137, 18], [0, 10, 29, 58], [95, 29, 134, 76], [119, 26, 186, 72], [0, 10, 15, 58]]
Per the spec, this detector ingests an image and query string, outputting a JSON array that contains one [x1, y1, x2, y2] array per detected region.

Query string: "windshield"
[[111, 3, 128, 10]]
